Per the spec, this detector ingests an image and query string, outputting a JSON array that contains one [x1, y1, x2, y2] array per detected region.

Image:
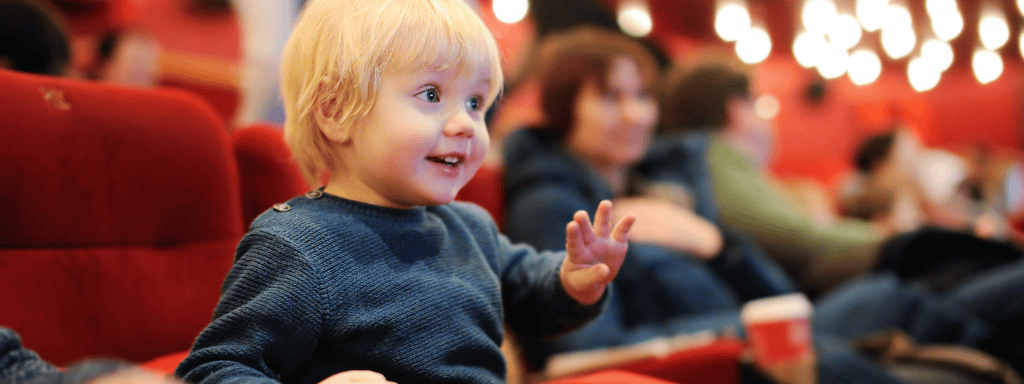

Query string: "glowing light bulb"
[[931, 9, 964, 41], [973, 49, 1003, 84], [715, 3, 751, 42], [921, 39, 954, 72], [857, 0, 888, 32], [980, 14, 1010, 50], [617, 1, 653, 37], [817, 44, 849, 79], [492, 0, 528, 24], [848, 49, 882, 85], [793, 31, 829, 68], [908, 57, 941, 92], [803, 0, 837, 35], [736, 27, 772, 64], [827, 14, 862, 50], [881, 4, 915, 59], [1019, 31, 1024, 59]]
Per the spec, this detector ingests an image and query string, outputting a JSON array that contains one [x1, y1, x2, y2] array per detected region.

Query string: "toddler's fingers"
[[565, 220, 583, 255], [593, 200, 613, 238], [610, 215, 635, 243], [573, 210, 596, 245]]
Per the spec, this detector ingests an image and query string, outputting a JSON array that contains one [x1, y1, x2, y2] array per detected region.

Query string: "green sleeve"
[[708, 138, 882, 295]]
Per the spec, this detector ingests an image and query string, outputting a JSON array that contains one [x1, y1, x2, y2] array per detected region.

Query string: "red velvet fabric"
[[456, 165, 505, 229], [231, 124, 309, 227], [543, 370, 677, 384], [615, 340, 745, 384], [0, 69, 242, 366], [158, 77, 240, 126]]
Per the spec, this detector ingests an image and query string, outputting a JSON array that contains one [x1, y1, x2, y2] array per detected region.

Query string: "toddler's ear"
[[313, 84, 352, 144]]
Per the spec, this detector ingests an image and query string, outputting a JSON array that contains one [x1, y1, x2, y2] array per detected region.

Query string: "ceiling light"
[[848, 49, 882, 85], [492, 0, 528, 24], [908, 56, 941, 92], [736, 27, 772, 64], [793, 31, 828, 68], [973, 49, 1003, 84], [715, 3, 751, 42], [857, 0, 888, 32], [828, 14, 863, 50], [803, 0, 838, 35], [617, 1, 653, 37], [817, 43, 849, 79]]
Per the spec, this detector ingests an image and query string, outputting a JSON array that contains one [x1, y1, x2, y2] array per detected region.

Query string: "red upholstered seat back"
[[232, 124, 309, 227], [0, 69, 243, 366], [456, 164, 505, 229]]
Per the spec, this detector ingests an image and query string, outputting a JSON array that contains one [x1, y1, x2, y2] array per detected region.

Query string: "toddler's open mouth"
[[426, 155, 464, 167]]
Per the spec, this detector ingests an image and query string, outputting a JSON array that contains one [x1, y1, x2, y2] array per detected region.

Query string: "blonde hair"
[[281, 0, 504, 186]]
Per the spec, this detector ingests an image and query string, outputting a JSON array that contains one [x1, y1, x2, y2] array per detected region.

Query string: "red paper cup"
[[740, 293, 813, 367]]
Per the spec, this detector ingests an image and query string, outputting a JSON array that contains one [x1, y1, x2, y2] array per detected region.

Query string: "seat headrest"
[[0, 69, 243, 247]]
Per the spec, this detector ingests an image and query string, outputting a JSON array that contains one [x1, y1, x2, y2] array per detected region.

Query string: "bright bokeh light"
[[803, 0, 838, 35], [857, 0, 888, 32], [492, 0, 529, 24], [921, 39, 954, 72], [736, 27, 772, 64], [617, 1, 653, 37], [927, 0, 963, 41], [882, 26, 916, 59], [754, 94, 780, 120], [884, 3, 913, 29], [848, 49, 882, 85], [1020, 31, 1024, 59], [973, 49, 1003, 84], [881, 3, 915, 59], [715, 3, 751, 42], [793, 31, 828, 67], [817, 44, 849, 79], [931, 9, 964, 41], [828, 14, 863, 50], [908, 57, 941, 92], [980, 14, 1010, 50]]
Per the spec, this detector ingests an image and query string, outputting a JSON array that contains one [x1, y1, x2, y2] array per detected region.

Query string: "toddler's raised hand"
[[561, 200, 635, 305], [318, 370, 396, 384]]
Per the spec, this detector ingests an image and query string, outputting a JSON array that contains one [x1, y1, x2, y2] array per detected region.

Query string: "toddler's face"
[[337, 63, 492, 208]]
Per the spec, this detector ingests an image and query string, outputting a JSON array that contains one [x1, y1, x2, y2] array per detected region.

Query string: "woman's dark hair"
[[854, 130, 899, 173], [0, 0, 71, 75], [660, 63, 750, 134], [533, 26, 660, 144]]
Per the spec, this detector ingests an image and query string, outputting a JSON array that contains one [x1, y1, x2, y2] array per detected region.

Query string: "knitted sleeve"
[[175, 230, 325, 384], [490, 190, 606, 338], [504, 176, 592, 253], [0, 327, 59, 384]]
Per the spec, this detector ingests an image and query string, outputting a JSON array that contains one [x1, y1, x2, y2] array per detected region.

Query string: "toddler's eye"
[[466, 96, 483, 111], [416, 87, 440, 103]]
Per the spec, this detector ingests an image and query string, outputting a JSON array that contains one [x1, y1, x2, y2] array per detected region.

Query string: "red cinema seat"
[[231, 124, 309, 227], [456, 164, 505, 229], [0, 69, 243, 366]]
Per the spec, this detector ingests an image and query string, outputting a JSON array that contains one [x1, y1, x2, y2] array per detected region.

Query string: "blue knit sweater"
[[175, 193, 604, 384]]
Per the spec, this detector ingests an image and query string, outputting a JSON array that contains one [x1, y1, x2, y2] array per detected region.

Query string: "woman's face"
[[566, 56, 658, 170]]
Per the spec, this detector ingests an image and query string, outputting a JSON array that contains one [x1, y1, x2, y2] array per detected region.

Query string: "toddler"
[[174, 1, 633, 383]]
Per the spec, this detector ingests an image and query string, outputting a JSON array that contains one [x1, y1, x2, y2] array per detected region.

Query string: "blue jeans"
[[813, 259, 1024, 349]]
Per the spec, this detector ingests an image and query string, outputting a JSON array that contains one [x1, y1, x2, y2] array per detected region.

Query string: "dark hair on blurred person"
[[0, 0, 71, 75], [660, 63, 751, 133], [854, 129, 899, 173], [533, 26, 660, 144]]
